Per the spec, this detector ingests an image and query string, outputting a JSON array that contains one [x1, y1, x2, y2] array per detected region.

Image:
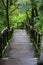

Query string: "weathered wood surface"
[[6, 30, 35, 58], [0, 30, 37, 65]]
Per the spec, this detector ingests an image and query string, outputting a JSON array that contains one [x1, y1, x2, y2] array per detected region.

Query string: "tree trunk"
[[10, 0, 12, 6], [35, 7, 39, 16], [31, 8, 34, 22], [31, 8, 35, 27], [6, 0, 10, 29], [26, 11, 29, 22]]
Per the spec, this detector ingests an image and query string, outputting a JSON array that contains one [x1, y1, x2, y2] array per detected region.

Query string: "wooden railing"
[[0, 27, 13, 58], [26, 22, 43, 63], [25, 22, 43, 58], [0, 22, 26, 58]]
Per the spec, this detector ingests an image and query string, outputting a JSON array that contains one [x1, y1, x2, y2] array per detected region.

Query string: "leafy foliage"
[[0, 0, 43, 33], [20, 4, 31, 13], [39, 3, 43, 16]]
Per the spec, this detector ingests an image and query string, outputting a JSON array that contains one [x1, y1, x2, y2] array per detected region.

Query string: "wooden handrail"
[[0, 27, 13, 58], [26, 22, 43, 58]]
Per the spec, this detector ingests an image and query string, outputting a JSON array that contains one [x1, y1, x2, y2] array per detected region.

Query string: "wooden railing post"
[[25, 22, 43, 63], [40, 35, 43, 61], [0, 34, 2, 58], [0, 27, 13, 58], [38, 34, 41, 50]]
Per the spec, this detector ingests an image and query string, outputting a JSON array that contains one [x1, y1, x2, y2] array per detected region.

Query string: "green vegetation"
[[0, 0, 43, 33], [0, 0, 43, 59]]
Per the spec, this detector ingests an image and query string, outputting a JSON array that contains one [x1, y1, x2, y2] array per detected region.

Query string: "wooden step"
[[0, 58, 37, 65]]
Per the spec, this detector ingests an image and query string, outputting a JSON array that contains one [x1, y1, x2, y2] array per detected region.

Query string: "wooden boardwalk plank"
[[6, 30, 35, 58], [0, 30, 37, 65]]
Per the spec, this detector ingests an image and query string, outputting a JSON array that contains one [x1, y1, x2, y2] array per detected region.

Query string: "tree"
[[1, 0, 18, 29], [19, 0, 39, 26]]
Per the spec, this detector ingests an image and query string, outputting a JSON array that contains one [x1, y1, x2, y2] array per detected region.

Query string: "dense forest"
[[0, 0, 43, 32], [0, 1, 43, 64]]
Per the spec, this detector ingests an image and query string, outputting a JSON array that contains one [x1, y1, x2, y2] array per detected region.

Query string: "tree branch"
[[9, 6, 19, 15], [1, 0, 6, 8], [9, 3, 22, 15]]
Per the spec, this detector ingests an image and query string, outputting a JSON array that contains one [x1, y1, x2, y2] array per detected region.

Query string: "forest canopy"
[[0, 0, 43, 33]]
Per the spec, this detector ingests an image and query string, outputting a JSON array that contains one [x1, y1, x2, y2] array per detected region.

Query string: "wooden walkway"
[[0, 30, 37, 65]]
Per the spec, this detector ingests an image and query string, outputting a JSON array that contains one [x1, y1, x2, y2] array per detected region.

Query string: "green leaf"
[[34, 16, 40, 19], [15, 2, 21, 5], [40, 11, 43, 16], [21, 0, 27, 2], [34, 22, 41, 26], [35, 0, 41, 2], [39, 3, 43, 16], [20, 4, 31, 14], [34, 19, 43, 26], [15, 0, 27, 5]]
